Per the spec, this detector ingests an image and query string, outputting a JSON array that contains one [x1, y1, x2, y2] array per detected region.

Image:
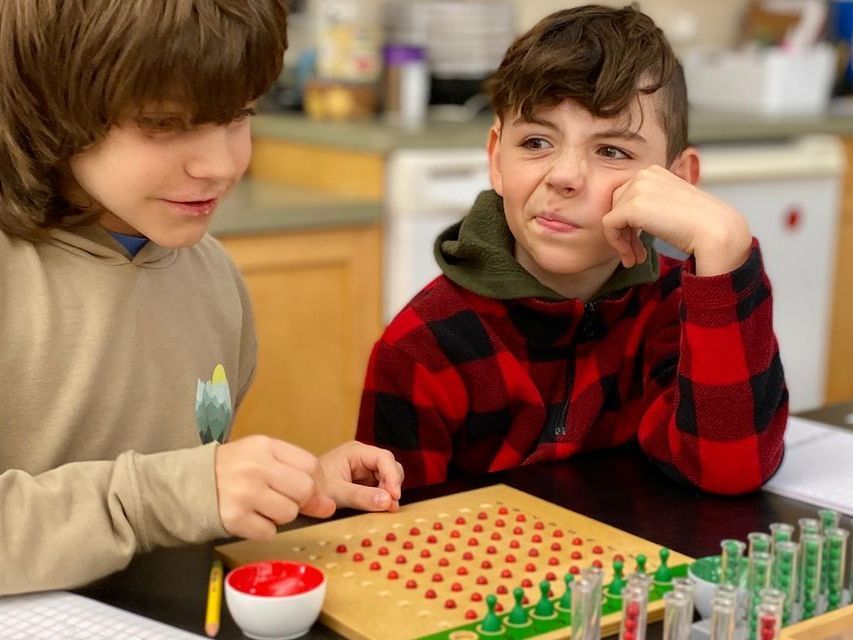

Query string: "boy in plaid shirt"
[[357, 5, 787, 493]]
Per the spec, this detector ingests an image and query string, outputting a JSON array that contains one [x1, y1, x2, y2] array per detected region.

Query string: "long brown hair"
[[0, 0, 288, 240], [487, 4, 687, 164]]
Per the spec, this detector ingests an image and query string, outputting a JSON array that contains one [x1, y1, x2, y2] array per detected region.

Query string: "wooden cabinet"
[[251, 138, 384, 200], [220, 225, 383, 454], [827, 137, 853, 403]]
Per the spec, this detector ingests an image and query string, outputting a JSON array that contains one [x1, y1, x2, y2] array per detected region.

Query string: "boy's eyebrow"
[[591, 128, 647, 143], [511, 115, 559, 130], [511, 116, 648, 144]]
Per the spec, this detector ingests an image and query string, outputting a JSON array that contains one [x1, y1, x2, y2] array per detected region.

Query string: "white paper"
[[763, 416, 853, 515], [0, 591, 206, 639]]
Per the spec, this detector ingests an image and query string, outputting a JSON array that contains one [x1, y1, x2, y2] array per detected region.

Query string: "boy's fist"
[[214, 437, 405, 541], [603, 165, 752, 276], [214, 435, 334, 540]]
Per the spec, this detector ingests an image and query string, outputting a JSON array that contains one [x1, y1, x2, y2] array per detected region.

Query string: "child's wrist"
[[692, 226, 753, 276]]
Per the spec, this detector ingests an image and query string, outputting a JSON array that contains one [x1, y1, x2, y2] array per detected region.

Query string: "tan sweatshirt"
[[0, 224, 256, 594]]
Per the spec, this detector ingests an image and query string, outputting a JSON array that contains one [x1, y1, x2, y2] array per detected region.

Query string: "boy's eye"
[[521, 137, 552, 151], [598, 145, 631, 160]]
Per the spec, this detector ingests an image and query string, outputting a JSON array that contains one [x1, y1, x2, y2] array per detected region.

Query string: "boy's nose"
[[184, 127, 243, 181], [546, 148, 586, 195]]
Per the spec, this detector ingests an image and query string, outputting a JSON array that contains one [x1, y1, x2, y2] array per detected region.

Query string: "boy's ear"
[[669, 146, 701, 185], [487, 119, 504, 196]]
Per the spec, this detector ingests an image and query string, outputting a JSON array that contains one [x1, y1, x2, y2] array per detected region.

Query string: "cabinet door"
[[828, 137, 853, 402], [219, 225, 383, 454]]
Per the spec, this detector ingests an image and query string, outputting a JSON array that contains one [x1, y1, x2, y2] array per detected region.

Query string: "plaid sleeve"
[[356, 307, 469, 488], [637, 240, 788, 494]]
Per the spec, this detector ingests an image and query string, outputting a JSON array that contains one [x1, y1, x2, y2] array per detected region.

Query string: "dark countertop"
[[76, 402, 853, 639]]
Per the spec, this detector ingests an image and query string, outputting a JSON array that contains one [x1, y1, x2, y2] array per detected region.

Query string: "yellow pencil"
[[205, 559, 223, 637]]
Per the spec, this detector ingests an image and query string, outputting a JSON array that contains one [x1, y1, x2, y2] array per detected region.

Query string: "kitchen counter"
[[210, 179, 382, 236], [237, 106, 853, 233], [253, 106, 853, 153], [221, 106, 853, 234]]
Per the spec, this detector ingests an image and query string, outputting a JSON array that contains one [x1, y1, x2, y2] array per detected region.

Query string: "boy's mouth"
[[535, 213, 580, 233], [162, 197, 220, 217]]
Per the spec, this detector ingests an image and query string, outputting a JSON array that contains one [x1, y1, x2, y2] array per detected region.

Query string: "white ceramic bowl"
[[224, 560, 326, 640], [687, 556, 720, 619], [688, 555, 748, 620]]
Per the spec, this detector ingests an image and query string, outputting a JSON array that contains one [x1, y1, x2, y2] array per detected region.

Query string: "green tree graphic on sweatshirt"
[[195, 364, 233, 444]]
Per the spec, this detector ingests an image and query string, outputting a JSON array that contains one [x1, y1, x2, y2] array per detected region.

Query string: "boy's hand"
[[602, 165, 753, 276], [317, 442, 404, 513], [214, 436, 336, 540]]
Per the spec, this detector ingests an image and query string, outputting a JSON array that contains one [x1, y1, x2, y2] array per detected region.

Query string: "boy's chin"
[[531, 253, 620, 278], [147, 226, 209, 249]]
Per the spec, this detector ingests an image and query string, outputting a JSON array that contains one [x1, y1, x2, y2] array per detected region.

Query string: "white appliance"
[[384, 147, 491, 321], [384, 136, 845, 411], [698, 136, 844, 412]]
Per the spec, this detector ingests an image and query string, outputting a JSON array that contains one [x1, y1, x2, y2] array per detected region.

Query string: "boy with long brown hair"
[[0, 0, 403, 595], [357, 5, 787, 492]]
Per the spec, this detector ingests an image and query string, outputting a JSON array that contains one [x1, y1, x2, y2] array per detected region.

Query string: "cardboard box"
[[683, 44, 836, 115]]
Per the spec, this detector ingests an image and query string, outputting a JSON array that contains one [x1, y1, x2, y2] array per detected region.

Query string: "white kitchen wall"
[[511, 0, 751, 55]]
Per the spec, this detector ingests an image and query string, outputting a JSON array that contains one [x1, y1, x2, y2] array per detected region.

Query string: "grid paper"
[[763, 416, 853, 516], [0, 591, 206, 639]]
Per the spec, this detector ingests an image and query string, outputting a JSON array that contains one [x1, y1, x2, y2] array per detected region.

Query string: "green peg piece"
[[654, 548, 673, 585], [508, 586, 529, 625], [635, 554, 647, 574], [559, 573, 574, 610], [481, 594, 503, 633], [607, 559, 627, 598], [534, 580, 556, 617]]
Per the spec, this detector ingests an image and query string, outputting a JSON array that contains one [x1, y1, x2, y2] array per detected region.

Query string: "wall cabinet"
[[220, 225, 383, 454]]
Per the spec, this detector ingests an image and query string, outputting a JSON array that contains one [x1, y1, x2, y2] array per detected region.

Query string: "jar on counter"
[[383, 45, 429, 130], [313, 0, 382, 84]]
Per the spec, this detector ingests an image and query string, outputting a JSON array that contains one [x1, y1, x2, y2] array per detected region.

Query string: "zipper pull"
[[581, 301, 598, 338]]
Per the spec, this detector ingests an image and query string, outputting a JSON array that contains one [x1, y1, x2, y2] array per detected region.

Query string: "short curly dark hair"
[[0, 0, 288, 240], [486, 4, 688, 164]]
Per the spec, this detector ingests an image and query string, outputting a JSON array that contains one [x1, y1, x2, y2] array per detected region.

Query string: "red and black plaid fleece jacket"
[[357, 191, 787, 494]]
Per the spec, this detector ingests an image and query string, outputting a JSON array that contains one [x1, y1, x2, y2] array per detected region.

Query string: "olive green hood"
[[434, 189, 659, 300]]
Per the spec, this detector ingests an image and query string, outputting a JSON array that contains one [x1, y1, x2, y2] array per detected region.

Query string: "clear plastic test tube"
[[662, 590, 690, 640], [818, 509, 840, 533], [714, 582, 738, 607], [823, 527, 849, 611], [709, 595, 737, 640], [581, 565, 603, 640], [748, 532, 772, 556], [819, 510, 841, 597], [747, 551, 772, 640], [626, 571, 653, 592], [755, 602, 782, 640], [769, 539, 797, 625], [672, 577, 695, 639], [619, 583, 649, 640], [799, 532, 823, 619], [798, 518, 820, 539], [759, 587, 785, 607], [758, 587, 785, 633], [572, 577, 597, 640], [747, 551, 772, 597], [720, 539, 746, 587], [769, 523, 794, 554], [714, 583, 743, 625]]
